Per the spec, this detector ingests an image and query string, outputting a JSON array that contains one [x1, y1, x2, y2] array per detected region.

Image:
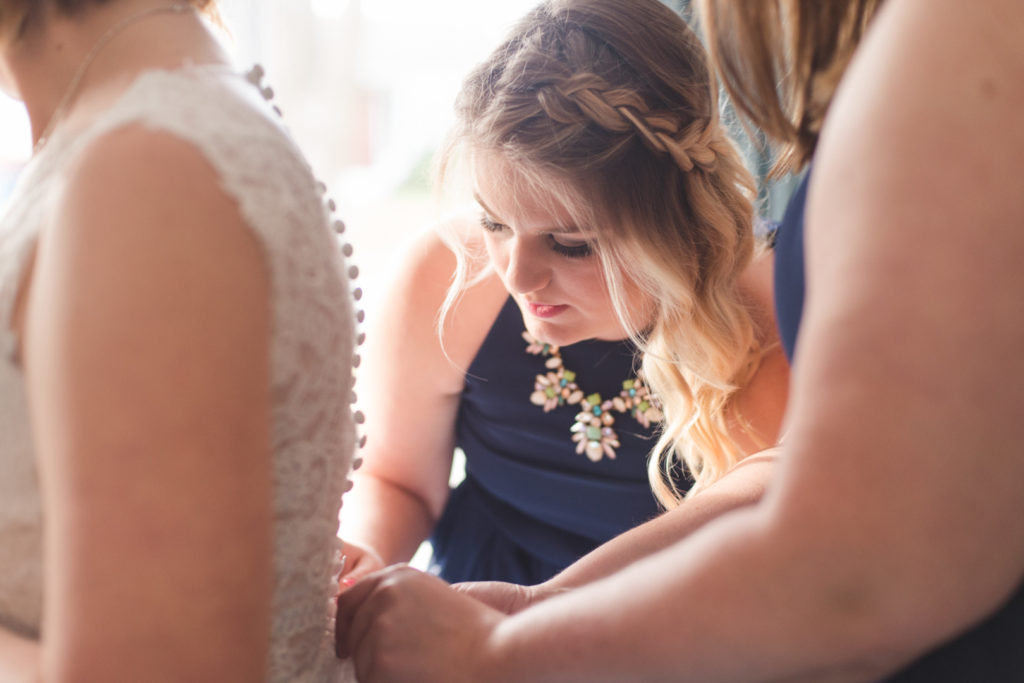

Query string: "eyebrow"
[[472, 191, 584, 235]]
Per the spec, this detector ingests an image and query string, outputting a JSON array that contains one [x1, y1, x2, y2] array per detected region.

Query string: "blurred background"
[[0, 0, 793, 567], [1, 0, 553, 312], [0, 0, 790, 314]]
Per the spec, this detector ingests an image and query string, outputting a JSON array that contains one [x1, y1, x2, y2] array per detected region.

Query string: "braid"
[[537, 70, 720, 173], [617, 110, 719, 172]]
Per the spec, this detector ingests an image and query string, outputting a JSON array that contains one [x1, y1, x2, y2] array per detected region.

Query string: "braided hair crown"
[[455, 0, 725, 177]]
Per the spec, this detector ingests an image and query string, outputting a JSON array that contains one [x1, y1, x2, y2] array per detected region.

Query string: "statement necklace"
[[525, 331, 662, 462], [32, 4, 193, 156]]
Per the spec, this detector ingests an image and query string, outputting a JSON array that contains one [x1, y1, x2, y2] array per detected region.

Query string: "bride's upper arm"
[[22, 125, 274, 682]]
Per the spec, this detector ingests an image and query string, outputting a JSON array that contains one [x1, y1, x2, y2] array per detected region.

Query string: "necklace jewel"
[[525, 331, 662, 462]]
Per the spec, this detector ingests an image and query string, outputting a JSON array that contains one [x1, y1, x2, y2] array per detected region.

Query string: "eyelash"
[[479, 216, 594, 259], [479, 216, 504, 233], [549, 239, 593, 259]]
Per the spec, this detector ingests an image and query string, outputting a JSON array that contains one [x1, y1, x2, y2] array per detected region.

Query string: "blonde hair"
[[697, 0, 884, 176], [0, 0, 219, 46], [436, 0, 770, 505]]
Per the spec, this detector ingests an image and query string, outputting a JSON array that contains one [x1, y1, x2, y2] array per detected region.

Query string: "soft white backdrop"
[[1, 0, 539, 311], [1, 1, 792, 310]]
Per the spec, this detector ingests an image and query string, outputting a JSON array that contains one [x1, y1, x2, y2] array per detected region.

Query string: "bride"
[[0, 1, 358, 680]]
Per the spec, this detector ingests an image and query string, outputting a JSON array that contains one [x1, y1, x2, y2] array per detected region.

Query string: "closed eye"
[[548, 235, 593, 259], [480, 215, 506, 233], [480, 213, 593, 259]]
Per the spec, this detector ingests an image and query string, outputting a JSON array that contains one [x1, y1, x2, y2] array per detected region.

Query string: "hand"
[[452, 580, 564, 614], [335, 565, 507, 683], [337, 539, 386, 588]]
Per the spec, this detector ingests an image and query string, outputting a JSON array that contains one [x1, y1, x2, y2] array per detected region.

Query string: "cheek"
[[579, 262, 612, 303], [621, 282, 658, 331], [589, 272, 655, 335], [562, 262, 615, 320]]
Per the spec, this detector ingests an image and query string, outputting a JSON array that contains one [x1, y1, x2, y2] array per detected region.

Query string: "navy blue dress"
[[775, 171, 1024, 680], [428, 297, 670, 584]]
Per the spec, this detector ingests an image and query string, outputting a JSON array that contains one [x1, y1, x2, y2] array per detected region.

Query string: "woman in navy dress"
[[337, 0, 1024, 680], [337, 0, 789, 586]]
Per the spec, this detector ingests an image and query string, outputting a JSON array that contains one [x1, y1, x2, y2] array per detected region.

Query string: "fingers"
[[334, 568, 509, 682], [452, 580, 534, 614], [338, 540, 385, 580], [452, 580, 513, 611], [335, 564, 428, 659], [340, 555, 386, 585], [335, 566, 394, 658]]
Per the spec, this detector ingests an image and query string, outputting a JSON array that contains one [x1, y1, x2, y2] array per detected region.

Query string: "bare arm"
[[20, 127, 273, 682], [456, 451, 777, 613], [551, 451, 775, 589], [337, 1, 1024, 680], [339, 223, 508, 576], [481, 0, 1024, 678]]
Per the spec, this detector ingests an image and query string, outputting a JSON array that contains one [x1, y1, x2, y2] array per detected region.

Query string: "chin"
[[524, 320, 584, 347]]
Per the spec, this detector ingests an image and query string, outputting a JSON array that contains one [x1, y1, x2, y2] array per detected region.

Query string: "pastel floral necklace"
[[525, 331, 663, 462]]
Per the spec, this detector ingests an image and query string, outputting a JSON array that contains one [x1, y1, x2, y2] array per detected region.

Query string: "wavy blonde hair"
[[697, 0, 885, 176], [0, 0, 220, 46], [436, 0, 772, 506]]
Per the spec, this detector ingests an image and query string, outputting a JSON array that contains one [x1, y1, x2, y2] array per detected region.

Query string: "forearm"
[[343, 458, 1018, 683], [487, 504, 893, 683], [489, 441, 1024, 683], [339, 471, 438, 564], [0, 626, 39, 682], [545, 454, 774, 594], [539, 518, 679, 597]]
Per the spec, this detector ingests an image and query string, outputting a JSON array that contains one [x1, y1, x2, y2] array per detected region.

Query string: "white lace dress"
[[0, 64, 360, 682]]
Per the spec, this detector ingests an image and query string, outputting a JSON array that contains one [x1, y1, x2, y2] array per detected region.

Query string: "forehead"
[[471, 150, 583, 230]]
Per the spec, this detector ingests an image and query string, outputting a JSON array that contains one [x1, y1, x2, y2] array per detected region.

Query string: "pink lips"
[[526, 302, 568, 318]]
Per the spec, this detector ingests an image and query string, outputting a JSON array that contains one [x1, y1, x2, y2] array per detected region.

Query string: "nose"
[[503, 236, 551, 295]]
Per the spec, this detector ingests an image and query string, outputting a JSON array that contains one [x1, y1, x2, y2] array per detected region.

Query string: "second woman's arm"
[[339, 221, 508, 578]]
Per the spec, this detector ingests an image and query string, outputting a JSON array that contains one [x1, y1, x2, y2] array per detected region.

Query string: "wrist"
[[481, 609, 576, 683]]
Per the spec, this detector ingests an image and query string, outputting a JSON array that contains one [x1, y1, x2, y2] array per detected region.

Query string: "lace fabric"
[[0, 64, 360, 682]]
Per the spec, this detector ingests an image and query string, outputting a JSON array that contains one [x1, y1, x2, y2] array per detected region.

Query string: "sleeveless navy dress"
[[428, 297, 670, 584], [776, 171, 1024, 680]]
